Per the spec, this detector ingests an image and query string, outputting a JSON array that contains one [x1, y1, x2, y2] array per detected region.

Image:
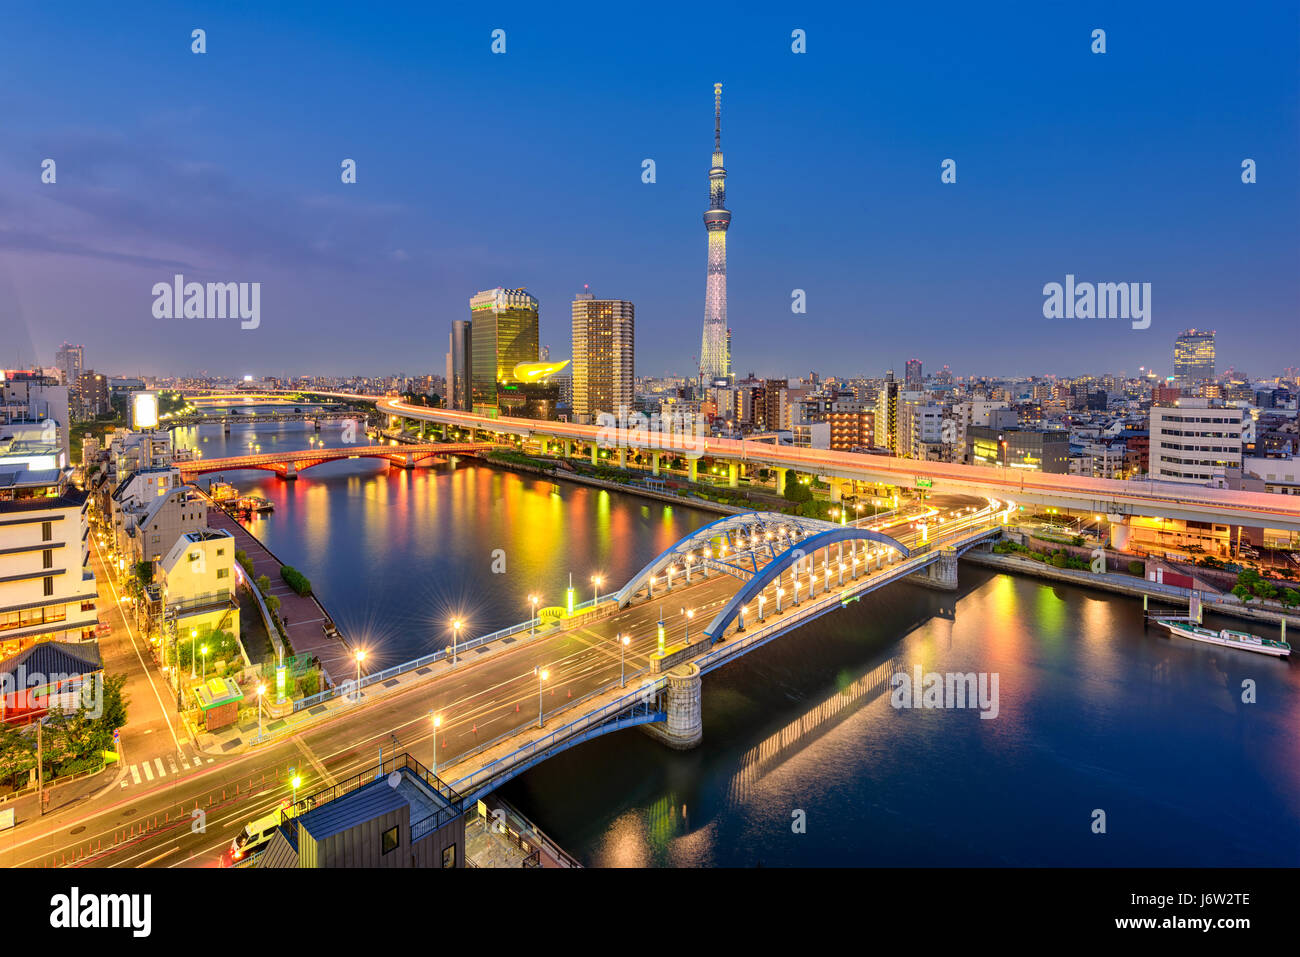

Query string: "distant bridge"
[[177, 442, 494, 479], [164, 409, 370, 429]]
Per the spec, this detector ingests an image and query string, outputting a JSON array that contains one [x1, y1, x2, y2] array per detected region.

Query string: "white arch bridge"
[[442, 506, 1005, 803]]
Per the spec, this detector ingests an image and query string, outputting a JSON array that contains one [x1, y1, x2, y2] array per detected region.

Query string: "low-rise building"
[[1149, 399, 1243, 486], [157, 529, 240, 647], [259, 755, 465, 869], [0, 468, 98, 659]]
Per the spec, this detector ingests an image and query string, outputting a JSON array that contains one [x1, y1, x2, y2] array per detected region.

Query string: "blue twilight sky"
[[1, 1, 1296, 381]]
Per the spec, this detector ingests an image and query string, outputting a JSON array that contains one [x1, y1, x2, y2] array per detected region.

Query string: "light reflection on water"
[[176, 424, 1300, 866]]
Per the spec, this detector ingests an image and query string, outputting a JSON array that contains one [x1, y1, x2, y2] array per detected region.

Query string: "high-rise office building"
[[469, 288, 539, 414], [55, 342, 83, 388], [571, 290, 634, 424], [1174, 329, 1216, 386], [699, 83, 732, 386], [446, 320, 472, 411], [904, 358, 923, 392]]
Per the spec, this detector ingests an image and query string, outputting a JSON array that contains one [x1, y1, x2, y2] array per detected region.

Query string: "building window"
[[216, 568, 229, 579], [442, 843, 457, 868], [381, 825, 399, 855], [43, 576, 54, 597], [43, 549, 53, 569], [41, 521, 53, 542]]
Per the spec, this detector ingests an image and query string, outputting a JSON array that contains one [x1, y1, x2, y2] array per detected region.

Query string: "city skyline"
[[2, 4, 1297, 381]]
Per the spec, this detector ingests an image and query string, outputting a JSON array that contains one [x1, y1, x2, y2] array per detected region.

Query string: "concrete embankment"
[[466, 455, 748, 515], [962, 550, 1300, 630]]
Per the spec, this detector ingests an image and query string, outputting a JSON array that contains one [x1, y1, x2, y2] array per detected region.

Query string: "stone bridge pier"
[[640, 663, 702, 750], [909, 546, 958, 590]]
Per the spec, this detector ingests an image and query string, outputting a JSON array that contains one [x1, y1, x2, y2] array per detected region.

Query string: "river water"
[[175, 423, 1300, 866]]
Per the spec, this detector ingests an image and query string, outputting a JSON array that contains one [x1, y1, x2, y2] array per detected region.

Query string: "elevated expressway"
[[361, 398, 1300, 534]]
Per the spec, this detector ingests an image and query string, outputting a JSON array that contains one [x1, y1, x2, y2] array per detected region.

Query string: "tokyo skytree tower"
[[699, 82, 732, 385]]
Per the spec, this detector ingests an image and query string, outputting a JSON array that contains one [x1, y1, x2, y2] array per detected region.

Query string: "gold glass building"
[[469, 288, 540, 415]]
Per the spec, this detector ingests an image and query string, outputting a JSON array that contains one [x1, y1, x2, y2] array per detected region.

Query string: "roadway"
[[4, 492, 986, 868], [371, 397, 1300, 532]]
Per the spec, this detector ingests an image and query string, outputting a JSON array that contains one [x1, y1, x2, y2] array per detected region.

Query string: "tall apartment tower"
[[1173, 329, 1216, 386], [905, 358, 923, 392], [699, 83, 732, 386], [469, 288, 539, 414], [571, 289, 634, 424], [875, 371, 900, 454]]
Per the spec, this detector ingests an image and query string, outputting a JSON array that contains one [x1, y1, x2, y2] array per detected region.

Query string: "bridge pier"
[[775, 468, 787, 496], [283, 463, 298, 480], [688, 457, 697, 482], [910, 547, 958, 590], [640, 664, 702, 751], [652, 451, 660, 476], [617, 447, 626, 469], [728, 461, 738, 488], [590, 441, 598, 466]]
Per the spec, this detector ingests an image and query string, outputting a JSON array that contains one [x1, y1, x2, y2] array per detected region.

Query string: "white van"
[[226, 801, 295, 866]]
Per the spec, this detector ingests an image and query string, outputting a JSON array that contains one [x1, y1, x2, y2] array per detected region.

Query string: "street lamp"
[[354, 649, 366, 702], [681, 607, 695, 643], [200, 644, 209, 682], [450, 619, 462, 665], [619, 634, 629, 687], [535, 667, 549, 728], [431, 713, 442, 776], [190, 629, 198, 680], [256, 683, 266, 739], [291, 774, 301, 805], [590, 574, 603, 606], [528, 594, 540, 637]]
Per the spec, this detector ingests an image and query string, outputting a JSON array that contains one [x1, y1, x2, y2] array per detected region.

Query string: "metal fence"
[[291, 592, 622, 713], [448, 680, 666, 796]]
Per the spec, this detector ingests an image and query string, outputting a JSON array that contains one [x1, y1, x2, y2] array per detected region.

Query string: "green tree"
[[1231, 583, 1255, 603]]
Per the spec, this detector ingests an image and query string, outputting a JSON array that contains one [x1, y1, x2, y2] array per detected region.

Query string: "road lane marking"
[[131, 765, 141, 785]]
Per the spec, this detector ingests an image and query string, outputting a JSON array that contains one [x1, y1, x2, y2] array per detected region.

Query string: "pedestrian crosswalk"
[[120, 750, 215, 788]]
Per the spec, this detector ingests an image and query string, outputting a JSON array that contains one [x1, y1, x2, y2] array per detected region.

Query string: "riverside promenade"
[[205, 506, 356, 685]]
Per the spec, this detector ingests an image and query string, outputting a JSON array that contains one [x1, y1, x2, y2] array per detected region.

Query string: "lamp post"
[[450, 619, 461, 665], [617, 633, 630, 687], [535, 666, 549, 728], [430, 713, 442, 776], [256, 683, 265, 739], [528, 595, 540, 637], [681, 608, 695, 644], [200, 644, 208, 682], [190, 629, 198, 679], [291, 774, 301, 806], [354, 649, 366, 703], [590, 574, 603, 607]]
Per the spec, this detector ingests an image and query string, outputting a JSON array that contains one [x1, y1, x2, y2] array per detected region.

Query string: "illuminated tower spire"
[[700, 82, 731, 385]]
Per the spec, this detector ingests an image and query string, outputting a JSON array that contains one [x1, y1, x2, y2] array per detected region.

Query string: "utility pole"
[[37, 719, 44, 816]]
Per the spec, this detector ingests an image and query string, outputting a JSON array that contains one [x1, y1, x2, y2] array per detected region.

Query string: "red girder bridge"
[[177, 442, 495, 480]]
